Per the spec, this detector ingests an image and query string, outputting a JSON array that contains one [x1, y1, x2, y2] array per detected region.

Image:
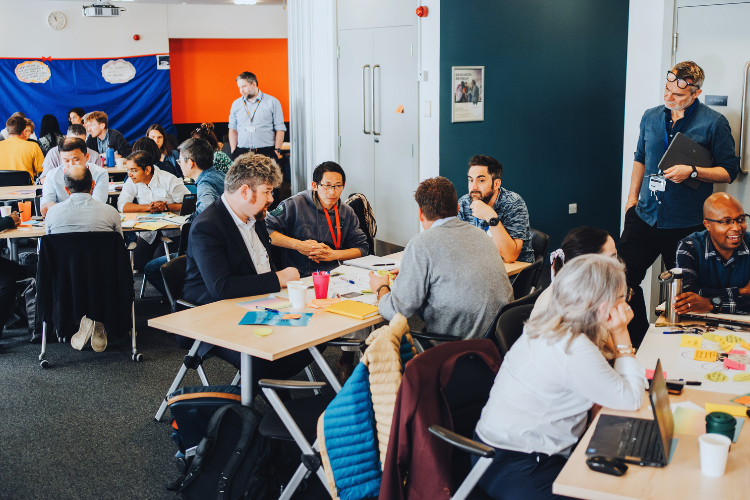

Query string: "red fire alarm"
[[416, 6, 428, 17], [133, 34, 140, 41]]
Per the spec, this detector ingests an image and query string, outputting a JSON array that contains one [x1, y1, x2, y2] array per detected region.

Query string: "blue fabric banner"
[[0, 54, 174, 143]]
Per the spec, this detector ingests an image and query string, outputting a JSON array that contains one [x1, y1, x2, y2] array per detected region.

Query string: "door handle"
[[372, 64, 380, 136], [740, 61, 750, 173], [362, 65, 371, 134]]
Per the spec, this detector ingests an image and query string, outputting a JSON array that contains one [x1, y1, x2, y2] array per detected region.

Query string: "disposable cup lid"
[[706, 412, 736, 425]]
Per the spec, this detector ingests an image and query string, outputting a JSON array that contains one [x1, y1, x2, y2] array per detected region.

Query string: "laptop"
[[658, 132, 713, 191], [585, 359, 673, 467], [180, 194, 197, 216]]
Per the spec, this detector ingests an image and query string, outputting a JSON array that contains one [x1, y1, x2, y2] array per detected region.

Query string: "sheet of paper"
[[731, 394, 750, 406], [705, 403, 748, 418], [694, 349, 718, 362], [673, 407, 708, 437], [134, 222, 169, 231], [121, 220, 136, 228], [239, 311, 313, 327], [680, 335, 702, 348], [161, 215, 187, 225], [237, 296, 292, 311]]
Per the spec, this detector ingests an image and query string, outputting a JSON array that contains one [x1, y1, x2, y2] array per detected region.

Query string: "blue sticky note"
[[239, 311, 313, 327]]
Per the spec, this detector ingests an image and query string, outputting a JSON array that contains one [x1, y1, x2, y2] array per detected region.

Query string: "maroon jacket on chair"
[[379, 339, 502, 500]]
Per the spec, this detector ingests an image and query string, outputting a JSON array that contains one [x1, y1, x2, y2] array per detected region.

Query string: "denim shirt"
[[634, 99, 738, 228], [189, 166, 225, 222]]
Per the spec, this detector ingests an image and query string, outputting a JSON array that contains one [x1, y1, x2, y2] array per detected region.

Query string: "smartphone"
[[341, 292, 362, 298]]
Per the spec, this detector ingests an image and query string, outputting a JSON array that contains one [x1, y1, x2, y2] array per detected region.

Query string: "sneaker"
[[71, 316, 94, 350], [91, 322, 107, 352]]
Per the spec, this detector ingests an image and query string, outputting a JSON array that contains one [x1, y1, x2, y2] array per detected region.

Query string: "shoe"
[[91, 322, 107, 352], [334, 359, 355, 386], [71, 316, 94, 350]]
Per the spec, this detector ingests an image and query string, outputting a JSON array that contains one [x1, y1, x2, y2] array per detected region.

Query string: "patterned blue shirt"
[[189, 166, 225, 222], [458, 187, 534, 263], [96, 131, 110, 155]]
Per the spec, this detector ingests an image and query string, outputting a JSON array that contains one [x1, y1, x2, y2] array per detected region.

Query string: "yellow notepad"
[[324, 300, 380, 320]]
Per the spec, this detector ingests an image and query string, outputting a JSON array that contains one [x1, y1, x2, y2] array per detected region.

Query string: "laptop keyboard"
[[621, 419, 663, 462]]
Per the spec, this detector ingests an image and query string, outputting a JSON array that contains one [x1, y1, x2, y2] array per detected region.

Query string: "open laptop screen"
[[649, 359, 673, 461]]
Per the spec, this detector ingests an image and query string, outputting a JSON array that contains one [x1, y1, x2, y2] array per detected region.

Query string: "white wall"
[[0, 1, 287, 59], [417, 1, 439, 181]]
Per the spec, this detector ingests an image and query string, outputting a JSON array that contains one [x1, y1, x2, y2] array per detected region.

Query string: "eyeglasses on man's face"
[[666, 71, 700, 90], [705, 214, 750, 227], [317, 184, 344, 192]]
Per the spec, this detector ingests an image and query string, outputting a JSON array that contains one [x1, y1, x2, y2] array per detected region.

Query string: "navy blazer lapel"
[[216, 198, 257, 273], [254, 220, 278, 272]]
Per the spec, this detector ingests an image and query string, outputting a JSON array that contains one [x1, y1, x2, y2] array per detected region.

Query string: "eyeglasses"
[[704, 214, 750, 227], [622, 287, 634, 302], [666, 71, 700, 90], [126, 168, 142, 175], [317, 184, 344, 192]]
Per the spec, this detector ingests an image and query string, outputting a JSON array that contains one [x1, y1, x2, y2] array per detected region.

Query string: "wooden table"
[[0, 184, 124, 202], [553, 388, 750, 500], [385, 250, 530, 277]]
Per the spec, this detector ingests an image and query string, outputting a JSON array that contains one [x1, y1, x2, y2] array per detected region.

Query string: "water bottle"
[[106, 148, 115, 169], [659, 268, 683, 324]]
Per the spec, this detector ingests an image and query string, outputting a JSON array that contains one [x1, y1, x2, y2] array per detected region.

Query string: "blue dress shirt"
[[228, 91, 286, 149]]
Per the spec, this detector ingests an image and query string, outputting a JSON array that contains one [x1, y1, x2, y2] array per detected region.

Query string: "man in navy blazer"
[[181, 153, 309, 381]]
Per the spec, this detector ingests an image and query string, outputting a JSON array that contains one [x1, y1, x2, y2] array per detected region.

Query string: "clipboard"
[[658, 132, 713, 191]]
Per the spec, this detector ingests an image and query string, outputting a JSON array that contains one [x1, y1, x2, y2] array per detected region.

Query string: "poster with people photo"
[[452, 66, 484, 123]]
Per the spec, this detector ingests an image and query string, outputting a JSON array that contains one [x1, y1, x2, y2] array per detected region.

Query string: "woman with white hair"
[[474, 254, 647, 500]]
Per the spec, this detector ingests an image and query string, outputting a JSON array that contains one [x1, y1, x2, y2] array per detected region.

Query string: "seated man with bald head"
[[45, 164, 123, 237], [674, 192, 750, 315]]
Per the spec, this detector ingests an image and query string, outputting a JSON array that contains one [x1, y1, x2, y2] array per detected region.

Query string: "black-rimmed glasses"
[[705, 214, 750, 227], [667, 71, 700, 89]]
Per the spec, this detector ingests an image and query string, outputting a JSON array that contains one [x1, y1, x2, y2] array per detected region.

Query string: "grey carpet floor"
[[0, 276, 336, 500]]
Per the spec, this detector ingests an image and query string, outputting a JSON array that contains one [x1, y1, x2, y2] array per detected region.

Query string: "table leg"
[[308, 346, 342, 393], [9, 238, 18, 261], [240, 352, 253, 406]]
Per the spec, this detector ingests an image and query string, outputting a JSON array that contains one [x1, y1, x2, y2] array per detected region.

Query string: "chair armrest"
[[428, 425, 495, 459], [127, 242, 137, 251], [175, 299, 197, 310], [161, 236, 173, 244], [258, 379, 327, 391], [409, 330, 461, 342], [323, 338, 365, 348]]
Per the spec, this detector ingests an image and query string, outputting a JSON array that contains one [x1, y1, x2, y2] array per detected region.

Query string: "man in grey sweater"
[[369, 177, 514, 339]]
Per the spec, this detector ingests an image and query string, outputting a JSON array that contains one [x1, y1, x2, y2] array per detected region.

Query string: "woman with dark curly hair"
[[191, 122, 232, 173]]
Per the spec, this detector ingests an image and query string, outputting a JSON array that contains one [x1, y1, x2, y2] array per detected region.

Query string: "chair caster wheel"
[[132, 353, 144, 362], [40, 359, 50, 369], [60, 337, 67, 343]]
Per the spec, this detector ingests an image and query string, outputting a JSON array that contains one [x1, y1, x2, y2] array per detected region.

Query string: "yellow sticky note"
[[395, 105, 404, 113], [705, 403, 747, 417], [694, 349, 718, 362], [253, 327, 273, 337], [733, 373, 750, 382], [703, 332, 720, 342], [724, 334, 744, 344], [719, 339, 736, 353], [680, 335, 702, 348], [705, 372, 729, 382], [741, 342, 750, 351]]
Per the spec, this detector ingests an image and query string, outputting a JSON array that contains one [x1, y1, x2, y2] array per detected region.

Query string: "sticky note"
[[395, 105, 404, 113], [733, 395, 750, 405], [694, 349, 718, 362], [719, 339, 736, 353], [705, 372, 728, 382], [703, 332, 720, 342], [680, 335, 702, 348], [705, 403, 747, 417], [729, 349, 747, 355], [282, 314, 301, 320], [724, 334, 744, 343], [645, 369, 668, 380], [253, 327, 273, 337], [734, 373, 750, 382], [724, 358, 747, 371], [741, 342, 750, 350]]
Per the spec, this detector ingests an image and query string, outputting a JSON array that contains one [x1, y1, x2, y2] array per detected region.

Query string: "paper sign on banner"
[[15, 61, 50, 83], [680, 335, 702, 348], [694, 349, 718, 362], [101, 59, 136, 84], [724, 358, 747, 371]]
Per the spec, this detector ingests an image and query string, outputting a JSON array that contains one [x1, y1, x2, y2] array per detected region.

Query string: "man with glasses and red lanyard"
[[620, 61, 739, 346], [228, 71, 286, 161], [674, 193, 750, 316]]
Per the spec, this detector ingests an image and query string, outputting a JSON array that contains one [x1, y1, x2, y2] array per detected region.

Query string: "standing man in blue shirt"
[[620, 61, 739, 346], [457, 155, 534, 263], [228, 71, 286, 161]]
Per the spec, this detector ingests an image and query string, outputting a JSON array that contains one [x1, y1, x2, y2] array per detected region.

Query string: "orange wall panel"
[[169, 38, 289, 124]]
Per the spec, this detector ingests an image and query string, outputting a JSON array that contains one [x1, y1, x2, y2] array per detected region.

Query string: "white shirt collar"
[[222, 193, 255, 229], [431, 216, 457, 228]]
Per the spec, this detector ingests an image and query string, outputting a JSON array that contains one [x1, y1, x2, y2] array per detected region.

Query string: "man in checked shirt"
[[674, 193, 750, 315]]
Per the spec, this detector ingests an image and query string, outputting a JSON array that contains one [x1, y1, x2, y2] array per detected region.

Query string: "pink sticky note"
[[724, 358, 747, 371], [645, 369, 668, 380], [729, 349, 747, 355]]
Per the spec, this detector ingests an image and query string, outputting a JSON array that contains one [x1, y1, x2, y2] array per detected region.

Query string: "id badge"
[[649, 176, 666, 192], [245, 126, 256, 133]]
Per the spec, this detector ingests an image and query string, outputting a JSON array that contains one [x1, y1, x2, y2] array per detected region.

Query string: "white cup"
[[699, 433, 731, 477], [288, 285, 307, 309], [115, 158, 126, 167], [286, 281, 304, 288], [0, 206, 11, 217]]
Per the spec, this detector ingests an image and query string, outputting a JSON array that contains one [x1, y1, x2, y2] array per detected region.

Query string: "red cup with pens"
[[312, 271, 330, 299]]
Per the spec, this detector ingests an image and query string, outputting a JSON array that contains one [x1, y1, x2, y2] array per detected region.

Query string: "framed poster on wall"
[[452, 66, 484, 123]]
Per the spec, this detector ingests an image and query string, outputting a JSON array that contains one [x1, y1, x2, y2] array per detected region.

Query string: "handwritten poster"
[[101, 59, 136, 84], [15, 61, 51, 83]]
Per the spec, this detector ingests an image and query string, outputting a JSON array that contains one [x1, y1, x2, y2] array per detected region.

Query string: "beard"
[[470, 190, 493, 205], [664, 99, 691, 111], [255, 202, 273, 221]]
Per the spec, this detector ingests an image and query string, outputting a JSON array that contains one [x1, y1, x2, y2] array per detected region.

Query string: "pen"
[[257, 307, 279, 313], [342, 278, 356, 285], [371, 263, 395, 266], [685, 381, 702, 386]]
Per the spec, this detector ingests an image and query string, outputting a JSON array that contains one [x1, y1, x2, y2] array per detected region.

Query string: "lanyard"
[[664, 101, 696, 150], [323, 204, 341, 249], [242, 92, 263, 123]]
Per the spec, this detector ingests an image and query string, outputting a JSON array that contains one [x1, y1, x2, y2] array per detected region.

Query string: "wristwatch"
[[488, 217, 500, 227], [690, 165, 698, 179], [376, 284, 391, 295], [710, 296, 722, 313]]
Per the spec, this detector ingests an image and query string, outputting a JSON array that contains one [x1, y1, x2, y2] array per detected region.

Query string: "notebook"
[[324, 300, 380, 320], [658, 132, 713, 190], [343, 255, 400, 271]]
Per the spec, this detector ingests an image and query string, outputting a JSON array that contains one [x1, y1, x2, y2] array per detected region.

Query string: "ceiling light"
[[234, 0, 258, 4]]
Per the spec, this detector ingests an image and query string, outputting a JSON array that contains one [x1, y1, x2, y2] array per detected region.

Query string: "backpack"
[[345, 193, 376, 255], [177, 404, 274, 500]]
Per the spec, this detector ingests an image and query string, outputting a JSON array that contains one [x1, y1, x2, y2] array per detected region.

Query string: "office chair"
[[0, 170, 33, 186], [527, 228, 550, 292], [511, 255, 544, 298], [140, 222, 190, 298], [494, 304, 534, 357]]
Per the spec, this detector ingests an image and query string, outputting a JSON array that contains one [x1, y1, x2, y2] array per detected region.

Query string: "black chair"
[[345, 193, 376, 255], [511, 255, 543, 298], [494, 304, 534, 357], [529, 228, 550, 260], [0, 170, 33, 186]]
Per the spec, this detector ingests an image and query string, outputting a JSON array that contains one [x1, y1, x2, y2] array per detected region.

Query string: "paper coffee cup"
[[288, 285, 307, 309], [116, 158, 126, 167], [286, 281, 304, 288], [0, 206, 11, 217], [699, 433, 731, 477]]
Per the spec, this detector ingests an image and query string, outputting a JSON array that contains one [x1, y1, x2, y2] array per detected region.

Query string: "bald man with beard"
[[674, 192, 750, 315]]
